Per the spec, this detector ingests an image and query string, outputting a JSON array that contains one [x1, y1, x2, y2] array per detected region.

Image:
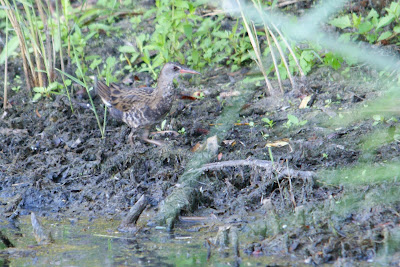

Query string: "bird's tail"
[[96, 79, 112, 107]]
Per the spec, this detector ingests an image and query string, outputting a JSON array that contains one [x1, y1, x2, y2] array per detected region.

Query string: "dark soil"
[[1, 2, 400, 265]]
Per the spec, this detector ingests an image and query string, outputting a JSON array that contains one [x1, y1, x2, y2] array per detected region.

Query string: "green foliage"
[[156, 119, 168, 132], [285, 114, 307, 128], [372, 114, 385, 126], [32, 82, 64, 101], [323, 52, 343, 70], [118, 0, 254, 77], [262, 117, 275, 128], [330, 2, 400, 44], [1, 0, 319, 103], [323, 3, 400, 71], [178, 127, 186, 134]]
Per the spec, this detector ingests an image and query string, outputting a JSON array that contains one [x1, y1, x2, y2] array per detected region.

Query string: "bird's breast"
[[122, 100, 173, 129]]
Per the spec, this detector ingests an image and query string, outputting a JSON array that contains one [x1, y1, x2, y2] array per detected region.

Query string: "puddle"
[[1, 215, 292, 266]]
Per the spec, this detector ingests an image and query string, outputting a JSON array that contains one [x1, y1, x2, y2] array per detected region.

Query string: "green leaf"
[[106, 56, 117, 67], [358, 21, 373, 34], [387, 2, 400, 17], [352, 13, 361, 28], [287, 114, 299, 124], [366, 9, 379, 20], [118, 45, 137, 53], [88, 23, 112, 33], [212, 30, 229, 39], [55, 68, 86, 88], [48, 82, 59, 91], [174, 0, 189, 9], [183, 24, 192, 40], [394, 26, 400, 33], [32, 93, 42, 102], [0, 35, 19, 64], [161, 119, 167, 130], [301, 50, 314, 61], [338, 32, 352, 42], [324, 52, 342, 70], [90, 58, 102, 70], [376, 14, 395, 30], [365, 33, 378, 43], [33, 87, 44, 93], [329, 15, 352, 29], [191, 50, 199, 64], [377, 31, 392, 41]]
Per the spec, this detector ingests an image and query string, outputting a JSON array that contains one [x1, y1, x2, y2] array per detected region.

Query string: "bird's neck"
[[154, 75, 175, 100]]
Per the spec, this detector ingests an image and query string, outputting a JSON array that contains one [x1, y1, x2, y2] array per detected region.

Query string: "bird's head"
[[161, 62, 201, 79]]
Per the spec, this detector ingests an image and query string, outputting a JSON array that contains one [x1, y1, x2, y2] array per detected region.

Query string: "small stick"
[[285, 160, 297, 208], [118, 194, 148, 232]]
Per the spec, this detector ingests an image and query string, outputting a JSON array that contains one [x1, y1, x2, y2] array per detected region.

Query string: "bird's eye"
[[173, 66, 180, 72]]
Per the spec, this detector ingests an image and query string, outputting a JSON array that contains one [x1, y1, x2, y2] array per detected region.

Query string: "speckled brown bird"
[[96, 62, 200, 146]]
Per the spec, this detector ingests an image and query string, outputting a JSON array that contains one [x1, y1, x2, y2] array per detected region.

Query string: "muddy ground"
[[1, 2, 400, 266]]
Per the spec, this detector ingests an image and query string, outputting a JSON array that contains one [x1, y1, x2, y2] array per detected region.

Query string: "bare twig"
[[285, 160, 296, 208], [118, 194, 148, 232]]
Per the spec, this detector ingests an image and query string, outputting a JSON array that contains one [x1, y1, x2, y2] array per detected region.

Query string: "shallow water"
[[1, 215, 289, 266]]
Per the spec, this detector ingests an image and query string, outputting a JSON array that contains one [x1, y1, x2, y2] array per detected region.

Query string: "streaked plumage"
[[96, 62, 200, 145]]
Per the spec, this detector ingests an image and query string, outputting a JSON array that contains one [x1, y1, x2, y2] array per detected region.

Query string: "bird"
[[96, 62, 200, 146]]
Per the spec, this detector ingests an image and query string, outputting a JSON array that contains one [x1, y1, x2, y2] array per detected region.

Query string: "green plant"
[[372, 114, 385, 126], [178, 127, 186, 134], [262, 117, 275, 128], [330, 2, 400, 44], [235, 0, 311, 94], [285, 114, 307, 128], [322, 3, 400, 71], [32, 81, 64, 101], [11, 86, 21, 93], [56, 66, 105, 138], [261, 131, 269, 139], [0, 0, 58, 92], [116, 0, 255, 77], [156, 119, 167, 132], [323, 52, 344, 70]]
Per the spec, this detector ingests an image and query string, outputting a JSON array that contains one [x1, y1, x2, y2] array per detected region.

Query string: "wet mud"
[[1, 7, 400, 265]]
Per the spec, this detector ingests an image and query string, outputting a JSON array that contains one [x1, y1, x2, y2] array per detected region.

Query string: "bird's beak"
[[180, 68, 201, 75]]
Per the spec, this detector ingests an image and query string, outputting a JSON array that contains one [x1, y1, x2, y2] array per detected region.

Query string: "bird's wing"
[[96, 81, 154, 112]]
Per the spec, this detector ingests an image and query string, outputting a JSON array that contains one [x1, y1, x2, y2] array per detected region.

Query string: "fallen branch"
[[118, 194, 148, 233], [189, 159, 315, 182]]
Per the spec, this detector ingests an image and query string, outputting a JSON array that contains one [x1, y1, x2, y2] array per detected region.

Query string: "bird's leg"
[[141, 127, 165, 146], [149, 130, 180, 138]]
